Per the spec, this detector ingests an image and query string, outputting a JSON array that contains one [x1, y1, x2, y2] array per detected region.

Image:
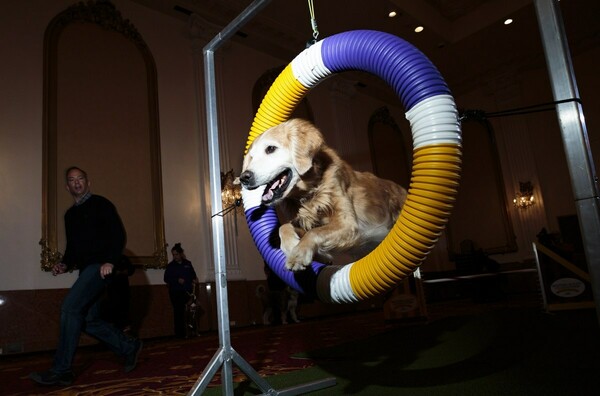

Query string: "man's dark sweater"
[[62, 194, 126, 272]]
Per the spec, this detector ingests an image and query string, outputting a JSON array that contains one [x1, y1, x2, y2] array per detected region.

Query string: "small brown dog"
[[240, 119, 407, 271]]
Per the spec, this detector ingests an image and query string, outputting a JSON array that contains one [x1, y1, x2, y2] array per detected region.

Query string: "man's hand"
[[100, 263, 114, 279], [52, 263, 67, 276]]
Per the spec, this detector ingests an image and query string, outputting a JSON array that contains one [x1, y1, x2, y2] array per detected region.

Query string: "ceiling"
[[131, 0, 600, 98]]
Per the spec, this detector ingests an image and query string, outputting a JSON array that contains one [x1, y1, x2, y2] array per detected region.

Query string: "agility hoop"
[[242, 30, 462, 303]]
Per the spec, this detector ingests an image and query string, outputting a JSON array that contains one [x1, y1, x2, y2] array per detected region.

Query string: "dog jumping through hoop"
[[239, 118, 407, 271]]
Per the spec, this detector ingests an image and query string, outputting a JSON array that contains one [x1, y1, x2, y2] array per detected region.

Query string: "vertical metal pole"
[[532, 243, 549, 311], [198, 45, 236, 394], [189, 1, 336, 393], [188, 1, 273, 395], [534, 0, 600, 325]]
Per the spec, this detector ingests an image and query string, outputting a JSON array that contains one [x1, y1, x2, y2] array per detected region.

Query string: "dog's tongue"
[[262, 190, 274, 201], [262, 179, 281, 202], [261, 173, 289, 202]]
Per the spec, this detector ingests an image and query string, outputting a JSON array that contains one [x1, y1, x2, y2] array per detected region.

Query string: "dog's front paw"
[[279, 223, 300, 257], [284, 246, 314, 272]]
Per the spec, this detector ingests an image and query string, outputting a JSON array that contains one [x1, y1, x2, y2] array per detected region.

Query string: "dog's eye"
[[265, 145, 277, 154]]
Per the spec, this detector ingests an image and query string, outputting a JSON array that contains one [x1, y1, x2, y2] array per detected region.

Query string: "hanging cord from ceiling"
[[460, 97, 582, 122], [306, 0, 319, 47]]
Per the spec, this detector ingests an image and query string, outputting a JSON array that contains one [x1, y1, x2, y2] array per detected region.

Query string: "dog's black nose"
[[239, 171, 254, 186]]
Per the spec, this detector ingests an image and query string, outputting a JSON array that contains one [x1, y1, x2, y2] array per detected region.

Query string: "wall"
[[453, 44, 600, 264], [0, 0, 213, 353], [0, 0, 205, 291]]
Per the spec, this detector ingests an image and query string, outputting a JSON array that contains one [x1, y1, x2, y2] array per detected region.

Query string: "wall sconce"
[[214, 169, 242, 217], [513, 181, 535, 209]]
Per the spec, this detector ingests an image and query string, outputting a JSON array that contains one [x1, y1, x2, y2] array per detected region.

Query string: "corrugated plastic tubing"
[[243, 30, 462, 302]]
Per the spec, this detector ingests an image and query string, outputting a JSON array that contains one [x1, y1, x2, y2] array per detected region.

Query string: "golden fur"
[[240, 118, 407, 271]]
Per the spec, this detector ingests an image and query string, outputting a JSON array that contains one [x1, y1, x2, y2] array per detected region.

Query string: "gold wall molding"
[[41, 0, 167, 270]]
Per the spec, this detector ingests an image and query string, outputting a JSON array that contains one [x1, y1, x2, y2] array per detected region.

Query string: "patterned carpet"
[[0, 308, 411, 395], [1, 292, 546, 396]]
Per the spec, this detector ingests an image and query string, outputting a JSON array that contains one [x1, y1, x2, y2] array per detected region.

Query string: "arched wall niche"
[[368, 107, 411, 188], [40, 0, 167, 270]]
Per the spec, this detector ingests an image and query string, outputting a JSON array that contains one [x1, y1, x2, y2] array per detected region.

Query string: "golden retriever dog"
[[239, 118, 407, 271]]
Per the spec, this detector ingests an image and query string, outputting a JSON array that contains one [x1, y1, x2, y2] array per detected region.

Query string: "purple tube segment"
[[245, 206, 324, 294], [321, 30, 450, 110]]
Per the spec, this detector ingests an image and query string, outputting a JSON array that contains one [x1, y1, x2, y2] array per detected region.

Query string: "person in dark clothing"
[[102, 255, 135, 333], [164, 243, 198, 338], [263, 262, 287, 325], [29, 167, 142, 386]]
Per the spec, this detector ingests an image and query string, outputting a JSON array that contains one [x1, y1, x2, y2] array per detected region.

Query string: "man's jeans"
[[52, 263, 136, 373]]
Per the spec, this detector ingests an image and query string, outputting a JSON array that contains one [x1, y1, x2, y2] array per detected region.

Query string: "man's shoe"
[[29, 370, 74, 386], [124, 339, 143, 373]]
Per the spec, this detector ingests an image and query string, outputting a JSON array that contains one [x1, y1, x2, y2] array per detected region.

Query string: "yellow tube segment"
[[245, 64, 309, 153], [348, 143, 462, 299]]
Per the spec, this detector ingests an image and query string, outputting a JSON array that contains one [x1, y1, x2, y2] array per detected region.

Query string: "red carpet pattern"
[[1, 310, 399, 395]]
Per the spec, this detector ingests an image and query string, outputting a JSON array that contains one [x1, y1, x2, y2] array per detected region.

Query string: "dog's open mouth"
[[262, 169, 292, 204]]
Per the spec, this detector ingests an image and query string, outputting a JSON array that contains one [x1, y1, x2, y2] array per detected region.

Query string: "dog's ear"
[[289, 119, 324, 175]]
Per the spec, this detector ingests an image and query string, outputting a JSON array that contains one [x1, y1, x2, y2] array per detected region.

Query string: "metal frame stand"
[[534, 0, 600, 326], [188, 0, 336, 394]]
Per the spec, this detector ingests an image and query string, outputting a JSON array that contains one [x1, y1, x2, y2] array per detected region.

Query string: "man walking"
[[30, 166, 142, 386]]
